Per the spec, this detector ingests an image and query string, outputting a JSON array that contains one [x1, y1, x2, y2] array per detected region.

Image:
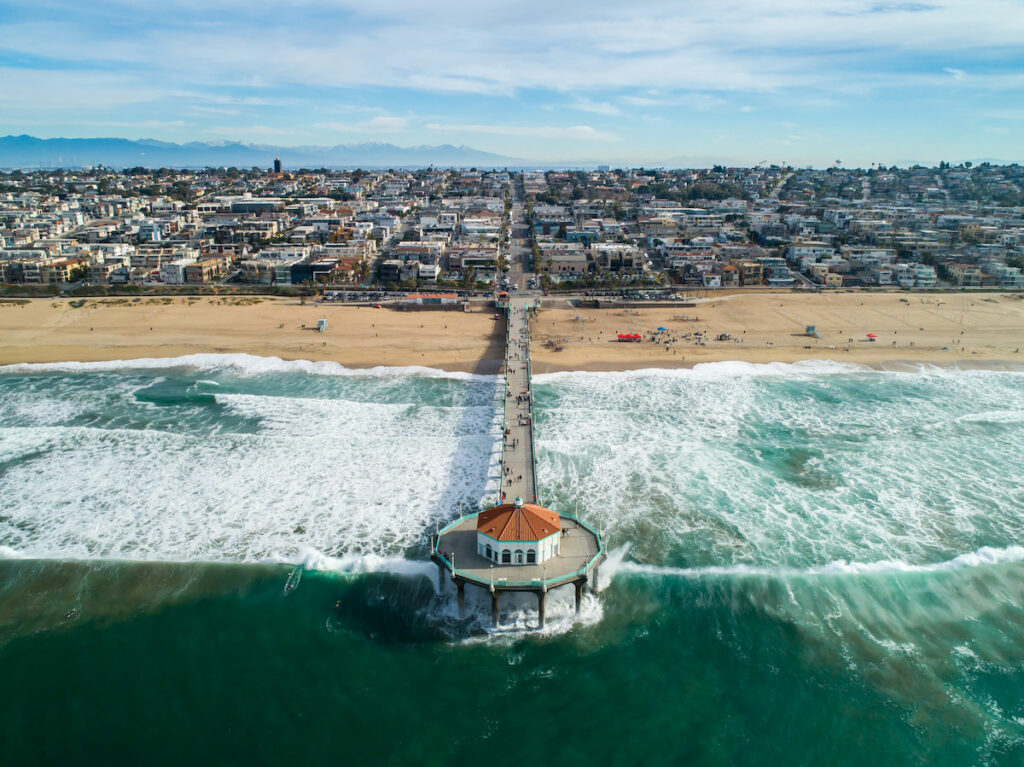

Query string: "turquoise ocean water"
[[2, 354, 1024, 765]]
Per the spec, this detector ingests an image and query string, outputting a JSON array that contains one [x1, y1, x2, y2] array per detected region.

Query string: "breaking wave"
[[534, 358, 870, 383], [616, 545, 1024, 580], [1, 357, 1022, 583], [0, 352, 497, 382]]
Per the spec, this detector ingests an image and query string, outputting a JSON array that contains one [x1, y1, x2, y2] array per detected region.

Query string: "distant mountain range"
[[0, 135, 522, 170], [2, 135, 1014, 171]]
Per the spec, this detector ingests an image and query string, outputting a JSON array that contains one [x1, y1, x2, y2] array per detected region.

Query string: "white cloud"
[[568, 98, 621, 116], [425, 123, 620, 141], [2, 0, 1023, 165], [0, 68, 158, 110], [85, 119, 188, 129], [622, 95, 669, 107], [188, 105, 239, 115], [5, 0, 1022, 98], [622, 92, 727, 110], [314, 116, 410, 133], [203, 124, 307, 139]]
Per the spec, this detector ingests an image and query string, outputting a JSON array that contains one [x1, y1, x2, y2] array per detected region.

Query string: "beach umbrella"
[[657, 326, 667, 331], [866, 333, 877, 338]]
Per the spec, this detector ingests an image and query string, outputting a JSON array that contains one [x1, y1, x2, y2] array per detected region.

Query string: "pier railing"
[[497, 306, 512, 505], [432, 510, 605, 589], [524, 343, 538, 504]]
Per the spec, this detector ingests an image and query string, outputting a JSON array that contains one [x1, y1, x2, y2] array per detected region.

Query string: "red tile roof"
[[476, 503, 561, 542]]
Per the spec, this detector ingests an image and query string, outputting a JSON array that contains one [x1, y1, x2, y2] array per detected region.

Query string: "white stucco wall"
[[477, 531, 560, 565]]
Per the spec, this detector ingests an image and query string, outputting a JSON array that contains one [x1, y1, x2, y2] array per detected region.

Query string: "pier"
[[500, 297, 537, 506], [432, 296, 605, 629]]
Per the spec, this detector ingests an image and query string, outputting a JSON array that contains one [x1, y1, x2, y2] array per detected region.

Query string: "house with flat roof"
[[942, 262, 981, 287]]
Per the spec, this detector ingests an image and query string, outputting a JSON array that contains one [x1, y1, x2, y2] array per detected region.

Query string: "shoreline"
[[531, 357, 1024, 374], [4, 350, 1023, 377]]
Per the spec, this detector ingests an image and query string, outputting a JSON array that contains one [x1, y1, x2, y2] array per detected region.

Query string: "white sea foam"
[[453, 586, 605, 641], [292, 547, 437, 580], [2, 360, 1023, 582], [533, 358, 870, 383], [0, 386, 501, 562], [595, 543, 632, 586], [535, 363, 1024, 570], [954, 410, 1024, 425], [0, 353, 496, 381], [534, 359, 1024, 384], [617, 545, 1024, 580]]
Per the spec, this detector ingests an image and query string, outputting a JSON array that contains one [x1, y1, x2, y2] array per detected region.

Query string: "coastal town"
[[5, 0, 1024, 760], [2, 162, 1023, 296]]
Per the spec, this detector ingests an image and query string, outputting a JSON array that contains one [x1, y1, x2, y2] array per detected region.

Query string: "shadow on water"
[[0, 557, 460, 653], [330, 304, 506, 640], [409, 304, 506, 557], [327, 573, 456, 643]]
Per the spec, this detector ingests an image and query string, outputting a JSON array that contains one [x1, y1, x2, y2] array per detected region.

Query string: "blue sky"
[[1, 0, 1022, 166]]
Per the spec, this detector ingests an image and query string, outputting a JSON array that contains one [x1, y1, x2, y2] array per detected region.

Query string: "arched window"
[[527, 549, 536, 564], [486, 544, 493, 560], [502, 549, 511, 564], [515, 549, 524, 564]]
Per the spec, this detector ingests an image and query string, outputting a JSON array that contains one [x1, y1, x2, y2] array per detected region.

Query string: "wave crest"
[[0, 353, 496, 381], [617, 545, 1024, 580]]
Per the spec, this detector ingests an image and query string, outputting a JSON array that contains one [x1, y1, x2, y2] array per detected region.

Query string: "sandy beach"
[[530, 292, 1024, 372], [0, 296, 506, 373], [1, 292, 1022, 372]]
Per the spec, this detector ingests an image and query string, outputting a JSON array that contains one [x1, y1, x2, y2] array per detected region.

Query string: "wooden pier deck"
[[500, 296, 538, 505]]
